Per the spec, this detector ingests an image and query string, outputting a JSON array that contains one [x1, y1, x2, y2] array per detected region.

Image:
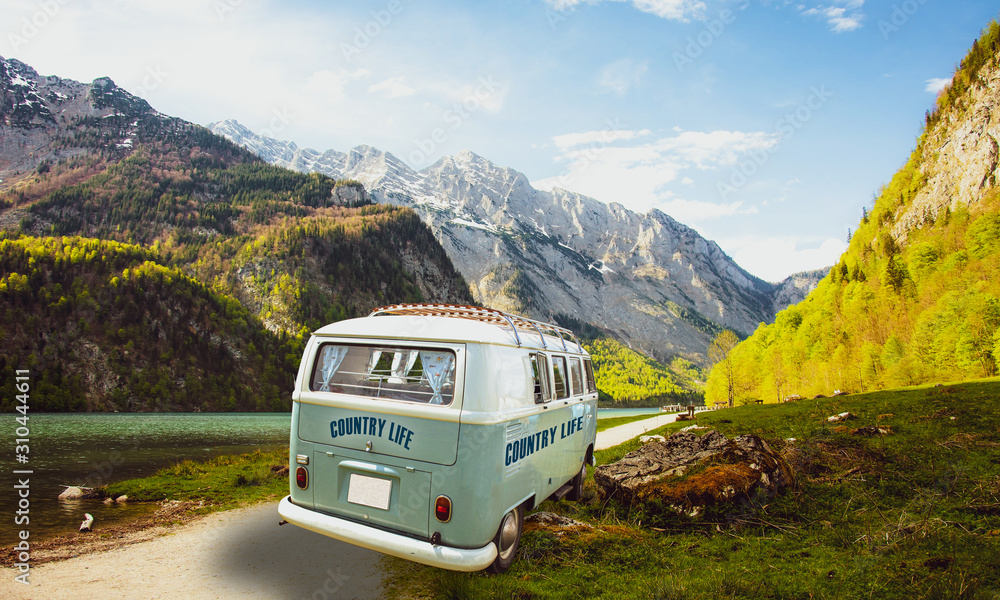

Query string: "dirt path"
[[2, 502, 388, 600], [595, 413, 681, 450], [2, 417, 672, 599]]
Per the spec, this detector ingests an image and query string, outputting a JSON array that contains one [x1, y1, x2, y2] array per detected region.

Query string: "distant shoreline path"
[[595, 413, 681, 450], [3, 417, 669, 599]]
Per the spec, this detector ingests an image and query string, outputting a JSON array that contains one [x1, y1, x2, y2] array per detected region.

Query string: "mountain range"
[[0, 50, 826, 412], [209, 120, 824, 363]]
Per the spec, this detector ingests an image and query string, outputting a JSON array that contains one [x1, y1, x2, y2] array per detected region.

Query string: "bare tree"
[[708, 330, 740, 408]]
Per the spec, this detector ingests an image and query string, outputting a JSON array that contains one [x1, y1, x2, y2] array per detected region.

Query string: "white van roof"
[[312, 304, 587, 354]]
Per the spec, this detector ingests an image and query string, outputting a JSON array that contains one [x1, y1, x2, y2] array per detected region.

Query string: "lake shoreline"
[[0, 498, 214, 567]]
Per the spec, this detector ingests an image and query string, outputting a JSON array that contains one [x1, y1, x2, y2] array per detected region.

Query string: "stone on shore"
[[58, 486, 85, 500]]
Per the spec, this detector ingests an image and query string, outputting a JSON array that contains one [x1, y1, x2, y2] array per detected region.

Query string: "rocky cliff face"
[[211, 120, 824, 362], [891, 43, 1000, 240]]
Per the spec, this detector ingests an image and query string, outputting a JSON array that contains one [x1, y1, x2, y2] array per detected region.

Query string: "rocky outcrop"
[[892, 50, 1000, 241], [210, 120, 822, 363], [594, 430, 794, 518]]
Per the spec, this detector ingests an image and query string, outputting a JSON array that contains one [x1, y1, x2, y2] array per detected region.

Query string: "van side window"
[[310, 344, 456, 406], [583, 358, 596, 394], [530, 353, 550, 403], [569, 358, 583, 397], [551, 356, 569, 399]]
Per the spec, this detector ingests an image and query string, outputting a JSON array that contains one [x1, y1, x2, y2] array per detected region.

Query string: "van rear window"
[[310, 344, 456, 406]]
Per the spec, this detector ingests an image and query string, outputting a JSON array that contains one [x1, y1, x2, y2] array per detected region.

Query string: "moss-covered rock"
[[594, 430, 794, 519]]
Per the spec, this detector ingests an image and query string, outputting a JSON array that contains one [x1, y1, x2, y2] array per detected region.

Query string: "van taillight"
[[435, 495, 452, 522], [295, 466, 308, 489]]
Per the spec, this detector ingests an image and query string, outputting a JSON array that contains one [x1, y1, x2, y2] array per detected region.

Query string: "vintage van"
[[278, 303, 598, 573]]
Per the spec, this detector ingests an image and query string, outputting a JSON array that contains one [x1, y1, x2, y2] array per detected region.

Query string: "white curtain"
[[367, 350, 383, 379], [389, 350, 418, 384], [419, 351, 454, 405], [318, 345, 348, 392]]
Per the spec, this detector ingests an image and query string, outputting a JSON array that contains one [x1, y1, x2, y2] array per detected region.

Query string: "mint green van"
[[278, 304, 598, 573]]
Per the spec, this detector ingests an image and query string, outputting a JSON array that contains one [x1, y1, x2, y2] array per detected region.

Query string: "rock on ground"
[[594, 430, 795, 518]]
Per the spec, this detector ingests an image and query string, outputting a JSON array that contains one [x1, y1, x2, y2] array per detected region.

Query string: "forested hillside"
[[0, 59, 474, 411], [706, 22, 1000, 405], [586, 337, 703, 406], [0, 236, 296, 412]]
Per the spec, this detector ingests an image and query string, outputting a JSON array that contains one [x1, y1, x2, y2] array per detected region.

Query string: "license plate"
[[347, 473, 392, 510]]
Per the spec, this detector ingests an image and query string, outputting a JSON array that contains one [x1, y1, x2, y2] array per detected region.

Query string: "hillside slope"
[[0, 236, 296, 412], [0, 57, 473, 411], [706, 22, 1000, 404]]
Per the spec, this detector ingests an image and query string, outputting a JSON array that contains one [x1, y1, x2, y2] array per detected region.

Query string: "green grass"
[[388, 380, 1000, 599], [596, 413, 661, 433], [103, 448, 289, 510]]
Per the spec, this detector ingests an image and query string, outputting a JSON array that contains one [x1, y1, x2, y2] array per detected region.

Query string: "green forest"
[[0, 236, 297, 412], [706, 22, 1000, 406], [585, 337, 703, 406], [0, 107, 474, 411]]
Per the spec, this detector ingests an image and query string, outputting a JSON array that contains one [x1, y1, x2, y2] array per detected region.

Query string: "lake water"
[[3, 408, 656, 545], [2, 413, 291, 544]]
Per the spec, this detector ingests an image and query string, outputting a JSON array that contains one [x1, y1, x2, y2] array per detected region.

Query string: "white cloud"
[[655, 197, 756, 221], [551, 128, 652, 150], [545, 0, 705, 21], [533, 127, 778, 216], [631, 0, 706, 20], [801, 0, 865, 33], [925, 77, 951, 94], [721, 235, 846, 282], [369, 76, 418, 98], [597, 58, 648, 95]]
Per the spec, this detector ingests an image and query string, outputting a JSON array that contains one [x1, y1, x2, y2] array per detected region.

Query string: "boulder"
[[827, 412, 855, 422], [594, 430, 794, 518], [58, 486, 85, 500]]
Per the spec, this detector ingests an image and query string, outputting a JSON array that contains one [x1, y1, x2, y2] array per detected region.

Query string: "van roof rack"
[[368, 303, 583, 352]]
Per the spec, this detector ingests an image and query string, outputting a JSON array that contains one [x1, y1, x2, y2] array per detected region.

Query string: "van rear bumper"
[[278, 496, 497, 572]]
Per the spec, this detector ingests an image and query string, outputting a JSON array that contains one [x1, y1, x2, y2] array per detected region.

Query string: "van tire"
[[566, 463, 586, 502], [487, 505, 523, 574]]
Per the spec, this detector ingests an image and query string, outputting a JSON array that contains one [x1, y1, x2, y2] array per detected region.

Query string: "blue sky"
[[2, 0, 998, 281]]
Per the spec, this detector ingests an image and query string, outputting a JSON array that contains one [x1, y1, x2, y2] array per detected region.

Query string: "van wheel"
[[566, 463, 586, 502], [486, 505, 523, 574]]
